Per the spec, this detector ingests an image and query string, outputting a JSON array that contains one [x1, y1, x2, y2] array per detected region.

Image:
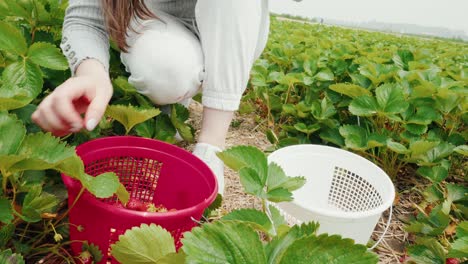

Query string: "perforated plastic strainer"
[[61, 136, 217, 264], [267, 144, 395, 248]]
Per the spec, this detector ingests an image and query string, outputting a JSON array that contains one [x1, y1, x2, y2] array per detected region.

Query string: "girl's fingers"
[[32, 75, 113, 134], [52, 96, 84, 132], [38, 103, 70, 134]]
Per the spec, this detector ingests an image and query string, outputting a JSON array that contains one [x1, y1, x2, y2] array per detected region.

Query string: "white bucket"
[[267, 144, 395, 247]]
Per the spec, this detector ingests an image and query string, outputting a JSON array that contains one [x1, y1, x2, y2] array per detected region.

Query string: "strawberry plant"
[[0, 1, 195, 261], [109, 146, 379, 264], [247, 18, 467, 263], [0, 1, 130, 262]]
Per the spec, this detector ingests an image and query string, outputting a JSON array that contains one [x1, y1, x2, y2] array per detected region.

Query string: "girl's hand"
[[193, 142, 225, 195], [32, 59, 112, 137]]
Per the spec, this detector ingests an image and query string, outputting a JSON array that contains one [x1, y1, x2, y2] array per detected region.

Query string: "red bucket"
[[61, 136, 218, 263]]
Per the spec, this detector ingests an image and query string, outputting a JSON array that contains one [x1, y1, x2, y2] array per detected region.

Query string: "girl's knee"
[[121, 18, 204, 105]]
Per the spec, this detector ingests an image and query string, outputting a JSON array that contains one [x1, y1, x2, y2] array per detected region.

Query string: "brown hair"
[[101, 0, 155, 52]]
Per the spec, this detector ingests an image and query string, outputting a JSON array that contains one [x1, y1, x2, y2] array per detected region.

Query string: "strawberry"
[[446, 258, 459, 264], [126, 198, 144, 211]]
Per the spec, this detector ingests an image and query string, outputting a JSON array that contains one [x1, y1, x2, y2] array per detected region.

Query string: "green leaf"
[[311, 98, 337, 120], [329, 83, 372, 98], [182, 221, 267, 264], [405, 222, 437, 236], [83, 172, 120, 199], [0, 223, 14, 248], [408, 237, 445, 264], [339, 125, 368, 150], [267, 188, 293, 203], [409, 141, 439, 157], [417, 166, 448, 184], [293, 123, 320, 135], [203, 194, 223, 218], [405, 123, 428, 135], [435, 89, 459, 114], [0, 61, 43, 110], [27, 42, 68, 70], [456, 221, 468, 237], [169, 104, 194, 143], [267, 163, 305, 193], [386, 140, 409, 154], [156, 252, 186, 264], [448, 236, 468, 258], [0, 111, 26, 156], [268, 205, 287, 231], [453, 145, 468, 156], [0, 249, 25, 264], [447, 184, 467, 202], [217, 146, 268, 184], [278, 234, 378, 264], [282, 104, 297, 116], [21, 185, 59, 222], [447, 133, 465, 146], [154, 114, 176, 143], [239, 167, 265, 197], [314, 69, 335, 81], [349, 95, 378, 116], [266, 222, 319, 264], [222, 209, 274, 235], [0, 21, 27, 55], [116, 183, 130, 205], [113, 76, 137, 95], [422, 186, 443, 203], [111, 223, 175, 264], [82, 242, 103, 263], [0, 197, 14, 224], [367, 133, 386, 148], [393, 50, 414, 70], [421, 142, 455, 164], [407, 106, 440, 125], [7, 132, 76, 173], [54, 155, 85, 180], [2, 1, 31, 20], [319, 128, 344, 146], [105, 104, 160, 134], [266, 129, 279, 144], [375, 83, 409, 114], [134, 119, 156, 138]]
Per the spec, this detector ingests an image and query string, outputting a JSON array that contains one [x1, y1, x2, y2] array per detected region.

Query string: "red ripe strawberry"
[[446, 258, 459, 264], [126, 198, 144, 211]]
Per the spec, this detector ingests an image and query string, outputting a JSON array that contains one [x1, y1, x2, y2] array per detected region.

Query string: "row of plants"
[[244, 17, 467, 263], [0, 1, 384, 263]]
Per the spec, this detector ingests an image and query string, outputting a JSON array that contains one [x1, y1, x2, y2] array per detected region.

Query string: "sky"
[[270, 0, 468, 35]]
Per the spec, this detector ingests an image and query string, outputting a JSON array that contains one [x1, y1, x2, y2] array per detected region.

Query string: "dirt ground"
[[187, 101, 414, 264]]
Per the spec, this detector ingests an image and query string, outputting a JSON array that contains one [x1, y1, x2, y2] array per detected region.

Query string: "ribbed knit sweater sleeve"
[[60, 0, 110, 74]]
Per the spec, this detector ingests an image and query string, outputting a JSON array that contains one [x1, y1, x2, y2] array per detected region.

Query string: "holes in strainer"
[[106, 227, 123, 263], [328, 166, 383, 212], [85, 156, 163, 204]]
